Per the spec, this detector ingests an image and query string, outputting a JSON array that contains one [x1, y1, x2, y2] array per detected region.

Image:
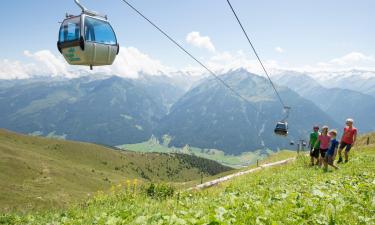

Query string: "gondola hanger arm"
[[74, 0, 89, 13], [74, 0, 107, 19]]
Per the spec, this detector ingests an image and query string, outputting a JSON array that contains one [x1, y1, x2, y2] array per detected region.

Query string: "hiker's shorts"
[[340, 142, 352, 152], [310, 147, 320, 158], [320, 148, 328, 158]]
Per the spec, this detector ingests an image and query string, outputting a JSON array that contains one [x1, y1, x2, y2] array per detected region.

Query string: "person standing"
[[314, 126, 331, 167], [309, 126, 320, 166], [324, 130, 339, 171], [337, 118, 357, 163]]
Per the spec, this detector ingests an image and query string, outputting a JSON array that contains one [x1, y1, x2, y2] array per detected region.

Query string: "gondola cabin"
[[57, 13, 119, 69], [274, 121, 288, 136]]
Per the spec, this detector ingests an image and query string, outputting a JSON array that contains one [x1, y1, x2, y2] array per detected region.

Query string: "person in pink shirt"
[[337, 118, 357, 163], [314, 126, 331, 167]]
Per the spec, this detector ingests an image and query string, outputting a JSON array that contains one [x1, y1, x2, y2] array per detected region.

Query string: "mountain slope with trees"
[[0, 70, 345, 154], [157, 69, 338, 154], [0, 75, 185, 146]]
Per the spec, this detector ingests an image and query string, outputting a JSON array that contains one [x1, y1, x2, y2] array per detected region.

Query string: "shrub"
[[144, 183, 175, 199]]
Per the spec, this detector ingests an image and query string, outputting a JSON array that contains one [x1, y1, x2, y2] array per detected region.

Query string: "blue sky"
[[0, 0, 374, 77]]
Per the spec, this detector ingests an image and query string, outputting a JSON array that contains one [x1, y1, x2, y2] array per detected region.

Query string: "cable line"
[[120, 0, 259, 111], [225, 0, 288, 109]]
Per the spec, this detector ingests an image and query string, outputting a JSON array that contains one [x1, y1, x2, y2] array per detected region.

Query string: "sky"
[[0, 0, 374, 79]]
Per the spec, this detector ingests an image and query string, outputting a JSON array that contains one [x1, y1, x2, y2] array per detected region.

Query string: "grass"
[[258, 149, 297, 164], [0, 129, 231, 213], [2, 129, 374, 224], [175, 150, 297, 189], [5, 145, 374, 224]]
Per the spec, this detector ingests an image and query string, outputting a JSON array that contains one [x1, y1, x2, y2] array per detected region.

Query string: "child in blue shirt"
[[324, 129, 339, 171]]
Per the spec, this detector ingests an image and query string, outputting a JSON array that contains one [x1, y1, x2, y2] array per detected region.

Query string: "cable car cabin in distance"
[[274, 121, 288, 136], [57, 13, 119, 69]]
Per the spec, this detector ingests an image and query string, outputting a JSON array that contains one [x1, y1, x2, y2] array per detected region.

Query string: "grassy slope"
[[176, 150, 298, 189], [0, 129, 231, 212], [7, 143, 374, 224]]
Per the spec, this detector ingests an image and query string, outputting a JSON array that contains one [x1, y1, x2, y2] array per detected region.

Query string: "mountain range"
[[157, 69, 338, 153], [306, 70, 375, 97], [0, 76, 165, 146], [0, 68, 374, 154], [273, 71, 375, 132]]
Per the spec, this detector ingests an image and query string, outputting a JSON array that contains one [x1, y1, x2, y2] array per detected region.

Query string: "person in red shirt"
[[337, 118, 357, 163]]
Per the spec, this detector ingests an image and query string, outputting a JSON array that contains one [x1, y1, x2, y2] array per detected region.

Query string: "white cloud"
[[0, 47, 172, 80], [24, 50, 75, 78], [183, 51, 375, 76], [292, 52, 375, 72], [103, 47, 172, 78], [0, 50, 84, 80], [182, 50, 280, 76], [330, 52, 375, 66], [186, 31, 216, 52], [2, 48, 374, 81], [0, 59, 34, 79], [275, 47, 284, 53]]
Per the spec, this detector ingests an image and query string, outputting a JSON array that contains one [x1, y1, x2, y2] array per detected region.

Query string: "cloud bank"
[[324, 52, 375, 69], [101, 47, 172, 78], [293, 52, 375, 72], [24, 50, 74, 78], [0, 45, 374, 80], [0, 47, 171, 80], [0, 59, 34, 79]]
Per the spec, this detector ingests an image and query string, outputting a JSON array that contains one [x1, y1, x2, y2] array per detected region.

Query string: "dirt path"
[[192, 157, 296, 190]]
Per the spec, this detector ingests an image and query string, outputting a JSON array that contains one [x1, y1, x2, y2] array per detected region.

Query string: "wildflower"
[[126, 179, 131, 192], [133, 179, 138, 195]]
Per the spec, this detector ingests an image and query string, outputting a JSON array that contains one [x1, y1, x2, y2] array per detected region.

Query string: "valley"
[[118, 135, 273, 168]]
